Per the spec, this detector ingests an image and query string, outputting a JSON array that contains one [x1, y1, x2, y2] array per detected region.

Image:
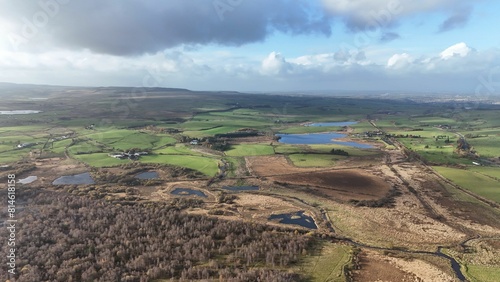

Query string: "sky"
[[0, 0, 499, 95]]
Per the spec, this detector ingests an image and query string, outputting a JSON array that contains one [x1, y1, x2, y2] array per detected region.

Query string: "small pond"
[[277, 132, 373, 148], [0, 110, 41, 115], [222, 186, 259, 192], [18, 176, 38, 184], [268, 211, 318, 229], [307, 121, 358, 127], [171, 188, 207, 198], [53, 172, 95, 185], [135, 171, 159, 180]]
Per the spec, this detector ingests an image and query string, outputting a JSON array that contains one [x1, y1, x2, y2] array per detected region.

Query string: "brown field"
[[247, 155, 391, 201], [353, 250, 457, 282], [273, 169, 391, 201]]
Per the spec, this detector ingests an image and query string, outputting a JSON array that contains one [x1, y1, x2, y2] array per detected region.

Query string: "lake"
[[277, 132, 373, 148], [171, 188, 207, 198], [18, 176, 37, 184], [268, 211, 317, 229], [135, 171, 159, 179], [53, 172, 95, 185], [222, 186, 259, 192], [0, 110, 41, 115], [307, 121, 358, 127]]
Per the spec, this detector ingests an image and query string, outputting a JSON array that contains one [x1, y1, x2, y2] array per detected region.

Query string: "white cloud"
[[1, 42, 499, 94], [387, 53, 413, 69], [260, 52, 291, 75], [439, 42, 472, 60]]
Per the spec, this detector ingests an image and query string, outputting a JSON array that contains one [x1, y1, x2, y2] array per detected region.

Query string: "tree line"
[[0, 188, 312, 282]]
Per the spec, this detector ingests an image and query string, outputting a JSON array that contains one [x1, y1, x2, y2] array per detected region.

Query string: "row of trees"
[[0, 188, 312, 282]]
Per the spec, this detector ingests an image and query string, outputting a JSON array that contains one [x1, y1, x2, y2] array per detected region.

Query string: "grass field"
[[308, 144, 379, 157], [0, 150, 30, 163], [433, 166, 500, 203], [155, 144, 204, 156], [72, 153, 130, 167], [297, 242, 351, 282], [85, 129, 175, 150], [225, 144, 275, 156], [465, 265, 500, 282], [468, 166, 500, 180], [280, 126, 344, 134], [140, 154, 219, 176]]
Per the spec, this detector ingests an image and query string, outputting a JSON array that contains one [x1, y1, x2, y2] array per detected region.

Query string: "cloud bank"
[[1, 0, 332, 55]]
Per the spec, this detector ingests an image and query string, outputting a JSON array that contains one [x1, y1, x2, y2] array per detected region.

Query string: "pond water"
[[171, 188, 207, 198], [222, 186, 259, 192], [53, 172, 95, 185], [268, 211, 318, 229], [277, 132, 373, 148], [135, 171, 159, 180], [18, 176, 37, 184], [307, 121, 358, 127], [0, 110, 41, 115]]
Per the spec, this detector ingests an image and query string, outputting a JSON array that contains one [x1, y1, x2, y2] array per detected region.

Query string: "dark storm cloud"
[[1, 0, 332, 56], [438, 7, 472, 32], [379, 32, 400, 43]]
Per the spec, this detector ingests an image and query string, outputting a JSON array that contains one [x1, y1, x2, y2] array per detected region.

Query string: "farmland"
[[0, 86, 499, 281]]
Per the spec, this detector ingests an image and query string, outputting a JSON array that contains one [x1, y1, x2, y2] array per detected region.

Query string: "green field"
[[225, 144, 275, 156], [280, 126, 345, 134], [155, 144, 204, 156], [465, 265, 500, 282], [72, 153, 131, 167], [0, 150, 30, 163], [468, 166, 500, 180], [296, 243, 352, 282], [85, 129, 175, 150], [433, 166, 500, 203], [141, 154, 219, 176]]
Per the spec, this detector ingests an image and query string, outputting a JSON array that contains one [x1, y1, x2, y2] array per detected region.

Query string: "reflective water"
[[18, 176, 37, 184], [268, 211, 318, 229], [0, 110, 41, 114], [135, 171, 159, 179], [171, 188, 207, 198], [53, 172, 95, 185], [277, 133, 373, 148]]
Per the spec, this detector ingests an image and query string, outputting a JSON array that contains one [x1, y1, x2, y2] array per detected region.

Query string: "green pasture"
[[279, 126, 345, 134], [140, 154, 219, 176], [465, 265, 500, 282], [468, 166, 500, 180], [467, 136, 500, 158], [155, 144, 203, 156], [274, 144, 309, 154], [67, 141, 104, 155], [308, 144, 379, 157], [49, 139, 73, 154], [225, 144, 275, 157], [434, 166, 500, 203], [0, 149, 31, 163], [72, 153, 130, 167], [0, 144, 15, 152], [85, 129, 175, 150], [296, 242, 351, 282]]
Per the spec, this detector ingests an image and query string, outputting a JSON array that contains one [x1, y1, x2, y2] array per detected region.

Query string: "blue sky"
[[0, 0, 499, 95]]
